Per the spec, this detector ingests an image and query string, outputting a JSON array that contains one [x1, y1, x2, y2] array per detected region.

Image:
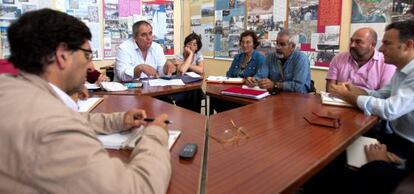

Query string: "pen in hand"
[[144, 118, 173, 124]]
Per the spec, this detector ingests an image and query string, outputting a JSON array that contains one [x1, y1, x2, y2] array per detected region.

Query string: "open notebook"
[[320, 91, 353, 107], [77, 97, 104, 112], [97, 126, 181, 150]]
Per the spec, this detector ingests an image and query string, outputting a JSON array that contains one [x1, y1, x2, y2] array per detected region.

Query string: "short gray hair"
[[277, 30, 297, 46]]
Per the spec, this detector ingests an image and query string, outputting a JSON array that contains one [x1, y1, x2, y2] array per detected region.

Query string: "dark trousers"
[[209, 97, 243, 114], [156, 89, 203, 113]]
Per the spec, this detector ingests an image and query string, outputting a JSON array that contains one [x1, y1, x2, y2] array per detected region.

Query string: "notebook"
[[320, 91, 353, 107], [97, 126, 181, 150], [346, 136, 379, 168], [221, 87, 270, 100], [77, 97, 103, 112]]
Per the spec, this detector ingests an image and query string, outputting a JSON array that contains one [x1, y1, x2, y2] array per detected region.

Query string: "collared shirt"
[[48, 83, 79, 111], [115, 38, 167, 81], [226, 50, 265, 78], [175, 52, 204, 66], [254, 49, 311, 93], [326, 50, 396, 90], [357, 59, 414, 143]]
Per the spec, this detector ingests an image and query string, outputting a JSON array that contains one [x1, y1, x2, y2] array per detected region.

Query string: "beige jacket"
[[0, 72, 171, 194]]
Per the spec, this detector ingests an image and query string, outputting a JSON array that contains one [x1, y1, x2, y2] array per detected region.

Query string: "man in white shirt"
[[115, 20, 175, 81]]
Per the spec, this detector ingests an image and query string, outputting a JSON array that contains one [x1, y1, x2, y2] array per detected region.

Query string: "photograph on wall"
[[58, 0, 102, 60], [248, 0, 284, 56], [0, 0, 45, 59], [313, 0, 342, 68], [142, 0, 174, 55], [351, 0, 393, 23], [103, 0, 141, 59], [391, 0, 414, 22], [214, 0, 245, 59]]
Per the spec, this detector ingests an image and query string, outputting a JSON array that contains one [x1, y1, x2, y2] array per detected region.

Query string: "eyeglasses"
[[77, 47, 93, 61], [208, 120, 249, 145]]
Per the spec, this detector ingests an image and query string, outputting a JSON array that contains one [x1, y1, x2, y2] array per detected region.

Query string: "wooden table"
[[206, 93, 377, 194], [91, 95, 207, 194], [91, 80, 202, 97]]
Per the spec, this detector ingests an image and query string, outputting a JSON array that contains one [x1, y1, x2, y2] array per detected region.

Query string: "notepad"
[[320, 91, 353, 107], [77, 97, 103, 112], [221, 87, 270, 100], [206, 76, 244, 84], [97, 127, 181, 150], [346, 136, 379, 168]]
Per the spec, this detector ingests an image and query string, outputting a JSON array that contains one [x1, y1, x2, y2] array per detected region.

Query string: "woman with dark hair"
[[210, 31, 265, 114], [226, 30, 265, 78], [173, 32, 204, 75]]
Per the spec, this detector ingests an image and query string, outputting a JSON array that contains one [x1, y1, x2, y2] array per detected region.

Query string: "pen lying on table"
[[144, 118, 173, 124]]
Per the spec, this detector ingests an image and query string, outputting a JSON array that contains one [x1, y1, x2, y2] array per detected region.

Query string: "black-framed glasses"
[[77, 47, 93, 61]]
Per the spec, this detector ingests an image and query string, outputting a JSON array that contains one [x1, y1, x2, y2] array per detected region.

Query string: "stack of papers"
[[97, 127, 181, 150], [221, 87, 270, 100], [320, 91, 353, 107], [241, 85, 267, 91], [148, 79, 185, 86], [206, 76, 244, 84], [77, 97, 103, 112], [85, 83, 100, 90], [346, 136, 379, 168]]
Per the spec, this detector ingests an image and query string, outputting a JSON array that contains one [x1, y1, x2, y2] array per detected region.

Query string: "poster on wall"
[[197, 0, 215, 57], [391, 0, 414, 22], [288, 0, 342, 68], [0, 0, 51, 59], [56, 0, 103, 60], [214, 0, 245, 59], [103, 0, 141, 59], [247, 0, 285, 56], [350, 0, 392, 48], [142, 0, 174, 55]]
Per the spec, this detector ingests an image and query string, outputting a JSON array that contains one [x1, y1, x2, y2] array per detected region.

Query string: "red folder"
[[221, 87, 270, 100]]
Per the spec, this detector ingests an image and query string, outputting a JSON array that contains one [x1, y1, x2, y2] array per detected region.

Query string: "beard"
[[350, 48, 364, 61]]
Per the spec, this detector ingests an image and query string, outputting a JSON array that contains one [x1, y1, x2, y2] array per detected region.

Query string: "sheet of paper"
[[85, 83, 100, 90], [346, 136, 379, 168], [148, 79, 185, 86], [185, 72, 201, 78], [77, 97, 103, 112]]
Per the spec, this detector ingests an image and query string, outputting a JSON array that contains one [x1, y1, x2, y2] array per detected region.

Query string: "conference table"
[[90, 82, 378, 194], [91, 95, 207, 194], [205, 83, 378, 194]]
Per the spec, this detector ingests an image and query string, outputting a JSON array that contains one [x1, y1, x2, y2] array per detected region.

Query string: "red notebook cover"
[[221, 87, 269, 100]]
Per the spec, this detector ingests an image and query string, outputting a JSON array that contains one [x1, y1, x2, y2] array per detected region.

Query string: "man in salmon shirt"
[[326, 27, 396, 92]]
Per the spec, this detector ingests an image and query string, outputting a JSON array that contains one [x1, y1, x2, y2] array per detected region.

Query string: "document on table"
[[148, 79, 185, 86], [97, 127, 181, 150], [77, 97, 103, 112], [320, 91, 353, 107]]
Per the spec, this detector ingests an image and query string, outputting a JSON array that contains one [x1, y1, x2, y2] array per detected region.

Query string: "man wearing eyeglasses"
[[246, 30, 312, 93], [115, 20, 176, 81], [0, 9, 171, 193]]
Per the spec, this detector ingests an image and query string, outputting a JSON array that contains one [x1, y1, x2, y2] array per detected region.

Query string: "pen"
[[144, 118, 173, 124]]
